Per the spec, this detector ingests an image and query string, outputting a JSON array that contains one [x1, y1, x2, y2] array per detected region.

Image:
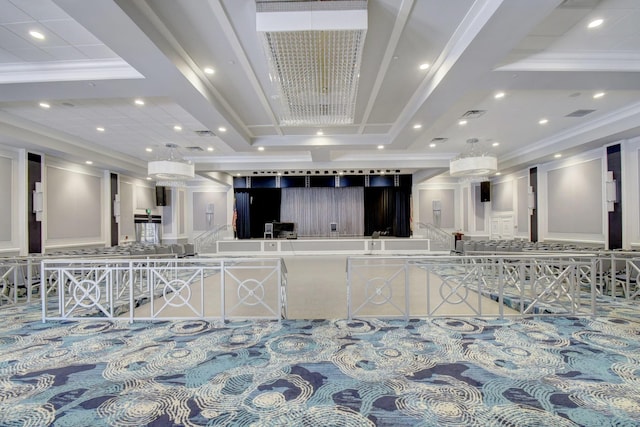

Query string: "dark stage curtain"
[[364, 188, 394, 236], [235, 188, 282, 239], [234, 192, 251, 239], [364, 187, 411, 237], [394, 189, 411, 237]]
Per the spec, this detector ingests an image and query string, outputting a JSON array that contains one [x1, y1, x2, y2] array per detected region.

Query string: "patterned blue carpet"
[[1, 304, 640, 426]]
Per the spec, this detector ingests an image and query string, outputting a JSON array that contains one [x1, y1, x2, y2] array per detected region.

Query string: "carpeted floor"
[[1, 302, 640, 426]]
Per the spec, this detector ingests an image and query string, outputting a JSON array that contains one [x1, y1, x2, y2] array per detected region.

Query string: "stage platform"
[[214, 237, 437, 255]]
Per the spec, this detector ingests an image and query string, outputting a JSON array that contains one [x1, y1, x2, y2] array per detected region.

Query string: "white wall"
[[417, 145, 624, 246], [538, 149, 605, 244], [0, 147, 20, 254], [622, 137, 640, 248], [413, 177, 459, 233], [43, 158, 105, 250], [118, 176, 162, 243]]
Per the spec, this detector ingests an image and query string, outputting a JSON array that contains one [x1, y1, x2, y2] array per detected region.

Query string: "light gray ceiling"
[[1, 0, 639, 183]]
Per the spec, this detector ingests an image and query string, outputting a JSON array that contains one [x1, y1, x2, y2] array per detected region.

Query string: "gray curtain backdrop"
[[280, 187, 364, 237]]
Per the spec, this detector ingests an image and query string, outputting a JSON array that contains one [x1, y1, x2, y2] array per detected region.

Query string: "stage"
[[214, 236, 436, 255]]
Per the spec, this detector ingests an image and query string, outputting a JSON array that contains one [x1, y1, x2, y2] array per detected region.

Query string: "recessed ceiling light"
[[495, 172, 501, 176], [413, 124, 422, 129], [218, 126, 227, 132], [134, 99, 145, 106], [204, 67, 215, 75], [317, 130, 324, 136], [492, 142, 500, 147], [538, 119, 548, 125], [377, 145, 384, 150], [429, 143, 437, 148], [494, 92, 505, 99], [593, 92, 605, 99], [85, 160, 93, 165], [207, 147, 214, 152], [145, 147, 153, 152], [173, 125, 182, 131], [554, 153, 562, 158], [458, 119, 467, 126], [236, 173, 241, 176], [39, 102, 50, 109], [258, 146, 265, 151], [29, 30, 45, 40], [277, 172, 282, 176], [146, 177, 152, 180], [96, 127, 105, 132], [588, 18, 603, 29], [419, 63, 429, 70]]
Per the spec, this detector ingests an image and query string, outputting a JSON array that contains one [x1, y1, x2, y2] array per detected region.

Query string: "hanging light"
[[449, 138, 497, 181], [147, 143, 194, 187], [256, 0, 367, 126]]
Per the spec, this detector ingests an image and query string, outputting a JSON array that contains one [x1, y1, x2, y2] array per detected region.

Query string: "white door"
[[490, 215, 514, 240]]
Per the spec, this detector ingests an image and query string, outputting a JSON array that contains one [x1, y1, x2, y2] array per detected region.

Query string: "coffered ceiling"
[[1, 0, 639, 184]]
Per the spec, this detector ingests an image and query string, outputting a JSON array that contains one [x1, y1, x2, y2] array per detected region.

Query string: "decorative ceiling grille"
[[257, 0, 367, 126]]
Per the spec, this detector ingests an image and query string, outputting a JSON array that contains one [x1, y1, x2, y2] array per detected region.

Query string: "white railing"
[[194, 224, 234, 254], [346, 254, 600, 320], [41, 257, 287, 322], [415, 222, 454, 251], [0, 257, 41, 305]]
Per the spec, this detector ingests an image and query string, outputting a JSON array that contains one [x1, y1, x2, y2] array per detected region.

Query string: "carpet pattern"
[[1, 304, 640, 426]]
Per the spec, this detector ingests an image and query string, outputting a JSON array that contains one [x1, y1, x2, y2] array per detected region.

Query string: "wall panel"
[[192, 191, 228, 231], [0, 156, 12, 242], [547, 158, 602, 234], [120, 181, 135, 239], [46, 166, 101, 240], [474, 184, 485, 232], [516, 176, 529, 233], [136, 185, 154, 210], [418, 189, 454, 228], [491, 180, 513, 212]]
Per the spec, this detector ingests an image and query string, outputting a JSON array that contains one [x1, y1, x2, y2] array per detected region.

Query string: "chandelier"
[[148, 143, 194, 187], [256, 0, 368, 126], [449, 138, 497, 181]]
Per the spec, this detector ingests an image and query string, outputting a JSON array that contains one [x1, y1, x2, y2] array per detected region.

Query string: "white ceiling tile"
[[9, 0, 69, 20], [41, 18, 102, 45], [9, 47, 53, 61], [41, 45, 86, 60], [612, 36, 640, 50], [0, 25, 34, 50], [74, 44, 118, 59], [4, 21, 69, 47], [601, 0, 640, 9], [0, 0, 31, 23], [0, 46, 20, 62]]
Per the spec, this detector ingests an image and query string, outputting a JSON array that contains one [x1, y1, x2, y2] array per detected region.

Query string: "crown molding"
[[0, 59, 143, 84]]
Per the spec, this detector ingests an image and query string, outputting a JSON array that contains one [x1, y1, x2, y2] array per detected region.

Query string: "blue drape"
[[235, 192, 251, 239]]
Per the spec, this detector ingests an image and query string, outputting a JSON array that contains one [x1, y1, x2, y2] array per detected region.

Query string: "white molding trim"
[[0, 59, 143, 84], [496, 51, 640, 72]]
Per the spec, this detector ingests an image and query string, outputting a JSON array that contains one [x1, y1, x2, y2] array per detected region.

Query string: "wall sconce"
[[32, 182, 43, 222], [432, 200, 442, 227], [606, 171, 617, 212], [113, 194, 121, 224], [206, 203, 214, 228], [527, 186, 535, 215]]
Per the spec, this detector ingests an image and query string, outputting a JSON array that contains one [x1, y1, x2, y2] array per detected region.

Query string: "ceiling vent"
[[431, 137, 448, 143], [185, 146, 204, 152], [194, 130, 215, 137], [256, 0, 368, 126], [461, 110, 486, 119], [565, 109, 595, 117]]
